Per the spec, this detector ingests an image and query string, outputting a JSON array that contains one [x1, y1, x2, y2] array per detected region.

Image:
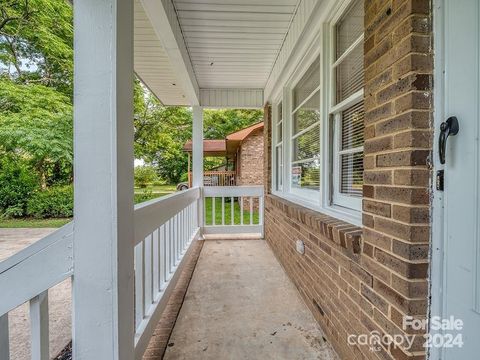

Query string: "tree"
[[203, 109, 263, 139], [0, 0, 73, 96], [0, 78, 73, 188]]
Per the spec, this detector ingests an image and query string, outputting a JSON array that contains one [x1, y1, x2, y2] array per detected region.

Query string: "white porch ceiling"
[[172, 0, 299, 89], [134, 0, 304, 107], [134, 0, 188, 105]]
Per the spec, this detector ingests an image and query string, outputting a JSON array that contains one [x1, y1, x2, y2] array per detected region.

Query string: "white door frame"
[[429, 0, 446, 359]]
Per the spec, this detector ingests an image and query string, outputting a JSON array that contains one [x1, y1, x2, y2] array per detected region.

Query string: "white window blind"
[[331, 0, 364, 209], [291, 58, 321, 193]]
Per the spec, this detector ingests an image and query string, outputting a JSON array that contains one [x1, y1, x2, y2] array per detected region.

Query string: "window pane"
[[292, 161, 320, 191], [293, 57, 320, 108], [340, 152, 363, 196], [341, 101, 364, 150], [293, 125, 320, 162], [336, 42, 363, 103], [336, 0, 364, 58], [276, 145, 283, 190], [293, 90, 320, 134], [277, 123, 283, 143]]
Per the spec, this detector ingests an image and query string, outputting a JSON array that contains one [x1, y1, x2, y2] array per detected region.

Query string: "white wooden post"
[[30, 291, 49, 360], [73, 0, 134, 358], [192, 106, 204, 229], [0, 314, 9, 360]]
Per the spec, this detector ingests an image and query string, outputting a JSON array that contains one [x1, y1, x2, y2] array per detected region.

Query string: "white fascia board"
[[141, 0, 200, 105]]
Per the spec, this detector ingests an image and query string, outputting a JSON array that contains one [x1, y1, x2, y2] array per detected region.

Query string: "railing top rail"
[[134, 187, 201, 245], [0, 221, 74, 274], [0, 222, 74, 315], [203, 185, 264, 197]]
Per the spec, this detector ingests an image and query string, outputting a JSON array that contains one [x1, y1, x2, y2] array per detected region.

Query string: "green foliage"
[[203, 109, 263, 139], [0, 79, 73, 187], [134, 189, 158, 204], [134, 165, 158, 188], [0, 0, 74, 96], [0, 157, 38, 217], [27, 185, 73, 218]]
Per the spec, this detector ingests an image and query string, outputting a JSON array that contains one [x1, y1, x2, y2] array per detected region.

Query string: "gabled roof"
[[226, 122, 264, 141], [183, 122, 264, 156]]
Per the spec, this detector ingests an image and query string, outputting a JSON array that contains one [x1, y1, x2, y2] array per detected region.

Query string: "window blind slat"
[[336, 0, 364, 58], [341, 101, 365, 150], [293, 90, 320, 134], [293, 124, 320, 162], [336, 43, 364, 103], [340, 152, 363, 196], [293, 57, 320, 108]]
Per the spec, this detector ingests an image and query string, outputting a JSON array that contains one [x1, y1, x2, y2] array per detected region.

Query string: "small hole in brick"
[[386, 7, 392, 15]]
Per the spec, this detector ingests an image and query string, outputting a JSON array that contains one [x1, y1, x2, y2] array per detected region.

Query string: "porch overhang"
[[133, 0, 314, 108]]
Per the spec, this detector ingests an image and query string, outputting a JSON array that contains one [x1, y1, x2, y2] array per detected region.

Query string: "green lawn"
[[204, 197, 259, 226], [134, 184, 176, 195], [0, 218, 71, 228]]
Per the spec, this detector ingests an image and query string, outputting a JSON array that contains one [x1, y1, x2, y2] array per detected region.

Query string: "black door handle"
[[439, 116, 459, 164]]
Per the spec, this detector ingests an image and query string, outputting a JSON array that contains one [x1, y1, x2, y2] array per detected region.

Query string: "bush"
[[134, 165, 158, 188], [27, 185, 73, 218], [0, 158, 38, 218], [134, 190, 159, 204]]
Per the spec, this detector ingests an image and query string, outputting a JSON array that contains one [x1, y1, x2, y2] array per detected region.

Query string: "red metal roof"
[[183, 139, 226, 156], [226, 122, 264, 141]]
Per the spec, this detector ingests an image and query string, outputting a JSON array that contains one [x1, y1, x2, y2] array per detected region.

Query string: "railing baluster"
[[158, 225, 165, 290], [250, 197, 253, 225], [259, 196, 264, 226], [153, 229, 159, 295], [145, 235, 153, 310], [134, 242, 144, 329], [30, 291, 49, 360], [231, 197, 234, 225], [0, 314, 9, 360], [221, 197, 225, 225], [240, 197, 244, 225], [212, 197, 216, 226]]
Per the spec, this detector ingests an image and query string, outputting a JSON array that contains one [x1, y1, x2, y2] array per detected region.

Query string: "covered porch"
[[0, 0, 329, 359]]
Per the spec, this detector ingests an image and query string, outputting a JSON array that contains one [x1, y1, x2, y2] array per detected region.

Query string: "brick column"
[[263, 103, 272, 195], [363, 0, 432, 359]]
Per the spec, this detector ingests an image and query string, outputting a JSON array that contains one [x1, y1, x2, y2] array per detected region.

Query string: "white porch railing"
[[0, 188, 201, 360], [203, 186, 264, 236], [132, 187, 200, 359], [0, 222, 74, 360]]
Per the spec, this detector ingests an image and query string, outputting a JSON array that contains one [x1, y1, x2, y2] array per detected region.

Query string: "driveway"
[[0, 228, 71, 359]]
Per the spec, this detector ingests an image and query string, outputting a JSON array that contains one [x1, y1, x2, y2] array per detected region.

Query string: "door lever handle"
[[439, 116, 459, 164]]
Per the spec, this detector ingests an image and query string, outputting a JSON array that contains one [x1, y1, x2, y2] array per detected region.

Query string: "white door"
[[439, 0, 480, 358]]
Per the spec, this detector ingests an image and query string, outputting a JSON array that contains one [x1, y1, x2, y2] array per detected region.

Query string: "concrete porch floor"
[[163, 239, 338, 360]]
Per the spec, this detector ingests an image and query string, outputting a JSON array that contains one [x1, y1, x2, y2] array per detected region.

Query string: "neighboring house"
[[183, 122, 264, 187]]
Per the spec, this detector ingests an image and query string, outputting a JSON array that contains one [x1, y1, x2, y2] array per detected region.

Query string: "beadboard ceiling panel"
[[172, 0, 300, 89], [134, 0, 189, 105]]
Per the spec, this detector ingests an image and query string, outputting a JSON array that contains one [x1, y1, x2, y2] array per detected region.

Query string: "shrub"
[[27, 185, 73, 218], [0, 158, 38, 218], [134, 165, 158, 188], [134, 190, 159, 204]]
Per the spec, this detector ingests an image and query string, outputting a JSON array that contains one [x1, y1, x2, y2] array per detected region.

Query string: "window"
[[290, 57, 321, 196], [331, 0, 364, 210], [274, 102, 283, 191], [270, 0, 364, 223]]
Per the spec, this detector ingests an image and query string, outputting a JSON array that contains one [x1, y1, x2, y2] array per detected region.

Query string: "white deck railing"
[[0, 188, 201, 360], [132, 187, 201, 359], [0, 222, 74, 360], [203, 186, 264, 236]]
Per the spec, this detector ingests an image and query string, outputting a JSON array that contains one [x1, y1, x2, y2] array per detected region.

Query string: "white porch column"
[[192, 106, 204, 227], [73, 0, 134, 359]]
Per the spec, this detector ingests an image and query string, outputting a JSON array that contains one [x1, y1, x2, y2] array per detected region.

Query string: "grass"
[[0, 218, 71, 228], [204, 197, 259, 226], [134, 184, 176, 195]]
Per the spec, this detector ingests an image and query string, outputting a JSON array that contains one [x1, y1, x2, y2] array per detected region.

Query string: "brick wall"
[[237, 128, 264, 186], [263, 1, 433, 359]]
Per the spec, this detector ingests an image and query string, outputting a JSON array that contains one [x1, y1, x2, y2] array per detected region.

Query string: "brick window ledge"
[[266, 194, 363, 257]]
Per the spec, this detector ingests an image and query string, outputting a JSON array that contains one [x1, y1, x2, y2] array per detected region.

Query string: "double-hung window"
[[330, 0, 364, 210], [290, 57, 321, 198], [271, 0, 364, 222]]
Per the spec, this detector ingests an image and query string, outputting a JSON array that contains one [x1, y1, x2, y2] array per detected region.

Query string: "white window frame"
[[272, 98, 284, 192], [269, 0, 364, 226], [326, 0, 364, 212]]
